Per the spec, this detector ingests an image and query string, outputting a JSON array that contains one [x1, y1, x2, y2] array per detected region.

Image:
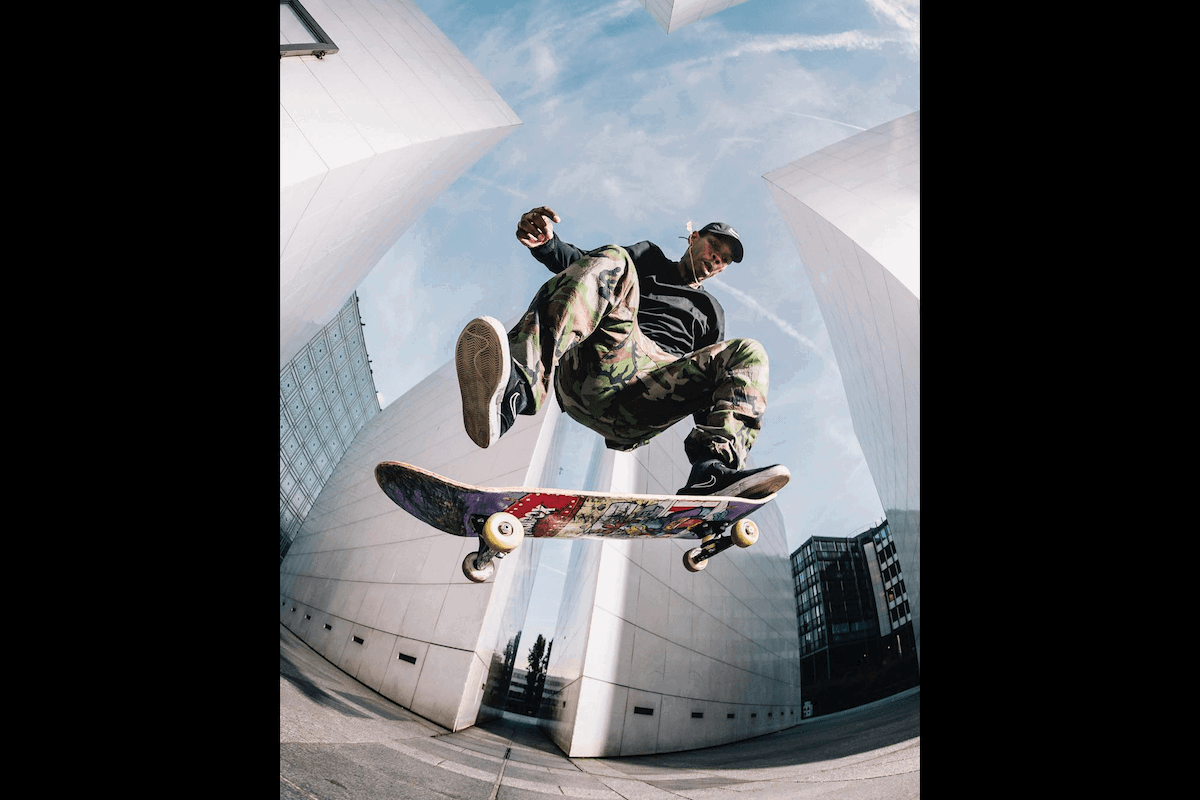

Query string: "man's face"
[[682, 233, 736, 283]]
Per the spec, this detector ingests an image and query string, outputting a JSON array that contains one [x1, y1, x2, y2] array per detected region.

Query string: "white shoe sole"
[[455, 316, 510, 448], [722, 465, 792, 499]]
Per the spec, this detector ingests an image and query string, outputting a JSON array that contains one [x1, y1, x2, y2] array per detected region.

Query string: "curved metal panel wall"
[[279, 357, 555, 732], [540, 419, 802, 757], [763, 111, 920, 667]]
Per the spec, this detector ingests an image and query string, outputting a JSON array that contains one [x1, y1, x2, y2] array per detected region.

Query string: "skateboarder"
[[455, 205, 789, 499]]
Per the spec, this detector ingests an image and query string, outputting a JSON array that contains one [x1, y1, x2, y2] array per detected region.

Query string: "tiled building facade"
[[280, 293, 381, 563]]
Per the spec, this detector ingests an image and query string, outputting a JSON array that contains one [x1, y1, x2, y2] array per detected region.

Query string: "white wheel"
[[683, 547, 708, 573], [462, 552, 495, 583], [481, 512, 524, 553], [731, 518, 759, 548]]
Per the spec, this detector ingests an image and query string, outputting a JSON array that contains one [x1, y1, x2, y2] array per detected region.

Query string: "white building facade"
[[538, 421, 800, 756], [279, 351, 800, 752], [280, 0, 521, 368], [763, 111, 920, 667], [639, 0, 752, 33]]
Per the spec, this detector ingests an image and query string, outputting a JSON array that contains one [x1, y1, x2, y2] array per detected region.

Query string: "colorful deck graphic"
[[374, 461, 769, 541]]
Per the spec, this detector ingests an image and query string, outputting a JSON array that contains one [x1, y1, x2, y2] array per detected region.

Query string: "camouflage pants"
[[508, 245, 769, 469]]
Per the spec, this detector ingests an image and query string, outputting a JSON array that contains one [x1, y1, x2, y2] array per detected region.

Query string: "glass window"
[[281, 1, 339, 59]]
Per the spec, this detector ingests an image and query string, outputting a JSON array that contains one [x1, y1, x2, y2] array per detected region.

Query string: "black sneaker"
[[455, 316, 529, 448], [677, 459, 791, 499]]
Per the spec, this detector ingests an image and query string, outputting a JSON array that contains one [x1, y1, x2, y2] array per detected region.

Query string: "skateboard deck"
[[375, 461, 773, 540], [374, 461, 780, 582]]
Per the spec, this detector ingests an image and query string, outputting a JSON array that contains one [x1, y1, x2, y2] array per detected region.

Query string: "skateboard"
[[375, 461, 779, 583]]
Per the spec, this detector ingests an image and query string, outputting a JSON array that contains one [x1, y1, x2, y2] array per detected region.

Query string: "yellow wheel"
[[731, 518, 759, 548], [683, 547, 708, 573], [481, 512, 524, 553], [462, 552, 495, 583]]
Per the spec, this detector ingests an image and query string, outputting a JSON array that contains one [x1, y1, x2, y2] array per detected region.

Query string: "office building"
[[280, 292, 382, 563], [792, 533, 877, 660], [764, 111, 920, 667], [790, 520, 917, 716]]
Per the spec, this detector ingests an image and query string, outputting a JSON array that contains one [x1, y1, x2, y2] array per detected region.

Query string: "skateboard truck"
[[461, 512, 761, 581], [682, 518, 759, 573], [462, 512, 526, 582]]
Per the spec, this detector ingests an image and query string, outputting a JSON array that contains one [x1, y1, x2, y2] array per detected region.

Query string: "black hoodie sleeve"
[[528, 233, 584, 274]]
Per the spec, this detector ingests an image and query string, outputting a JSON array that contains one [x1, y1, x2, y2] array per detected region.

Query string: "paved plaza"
[[281, 623, 920, 799]]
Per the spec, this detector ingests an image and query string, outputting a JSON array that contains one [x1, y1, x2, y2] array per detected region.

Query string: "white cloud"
[[530, 43, 558, 84], [866, 0, 921, 55], [866, 0, 921, 35], [725, 30, 902, 58]]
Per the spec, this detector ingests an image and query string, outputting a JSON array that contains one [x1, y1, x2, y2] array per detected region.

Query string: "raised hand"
[[515, 206, 561, 248]]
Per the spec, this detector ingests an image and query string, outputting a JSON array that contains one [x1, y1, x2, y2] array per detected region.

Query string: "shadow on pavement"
[[469, 688, 919, 769]]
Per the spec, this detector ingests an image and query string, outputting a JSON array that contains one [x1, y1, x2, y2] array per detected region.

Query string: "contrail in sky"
[[745, 107, 866, 131], [707, 277, 821, 356]]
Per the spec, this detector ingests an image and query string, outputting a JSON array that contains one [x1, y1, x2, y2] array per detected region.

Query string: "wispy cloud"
[[724, 30, 905, 58], [678, 0, 920, 66], [866, 0, 921, 39], [865, 0, 921, 57], [465, 0, 643, 102]]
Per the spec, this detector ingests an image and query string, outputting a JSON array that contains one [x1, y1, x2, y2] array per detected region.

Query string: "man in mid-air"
[[455, 205, 789, 499]]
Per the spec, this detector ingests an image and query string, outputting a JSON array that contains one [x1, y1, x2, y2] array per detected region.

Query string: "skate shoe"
[[456, 316, 528, 448], [677, 459, 791, 499]]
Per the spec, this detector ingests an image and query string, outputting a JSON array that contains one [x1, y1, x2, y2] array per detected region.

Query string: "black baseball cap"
[[698, 222, 743, 263]]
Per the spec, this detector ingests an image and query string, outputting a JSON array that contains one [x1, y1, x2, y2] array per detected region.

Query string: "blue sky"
[[356, 0, 919, 633]]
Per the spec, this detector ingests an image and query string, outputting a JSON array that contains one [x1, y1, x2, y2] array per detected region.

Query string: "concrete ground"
[[280, 623, 920, 799]]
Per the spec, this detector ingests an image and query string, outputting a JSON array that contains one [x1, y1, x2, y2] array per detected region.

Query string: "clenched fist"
[[515, 206, 561, 248]]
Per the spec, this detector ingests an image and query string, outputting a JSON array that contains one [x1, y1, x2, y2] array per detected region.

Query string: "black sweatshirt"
[[529, 233, 726, 357]]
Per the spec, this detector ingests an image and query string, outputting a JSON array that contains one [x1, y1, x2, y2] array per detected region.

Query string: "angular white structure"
[[279, 355, 549, 731], [280, 0, 521, 367], [280, 350, 800, 751], [763, 111, 920, 667], [539, 424, 800, 756], [640, 0, 751, 33]]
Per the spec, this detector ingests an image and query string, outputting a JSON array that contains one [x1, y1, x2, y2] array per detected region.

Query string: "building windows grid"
[[790, 520, 912, 658], [280, 293, 380, 563], [788, 519, 918, 716]]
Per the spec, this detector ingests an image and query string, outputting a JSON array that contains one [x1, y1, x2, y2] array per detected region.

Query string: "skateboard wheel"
[[481, 512, 524, 553], [731, 519, 759, 548], [462, 551, 496, 583], [683, 547, 708, 573]]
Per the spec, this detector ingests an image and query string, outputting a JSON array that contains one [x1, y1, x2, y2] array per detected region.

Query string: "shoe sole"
[[455, 316, 510, 448], [722, 465, 792, 499]]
